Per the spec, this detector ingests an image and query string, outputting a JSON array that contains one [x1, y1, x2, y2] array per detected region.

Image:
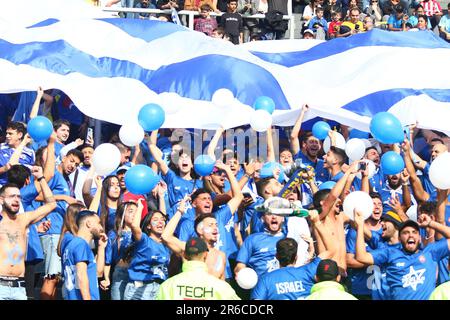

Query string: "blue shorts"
[[40, 234, 61, 277]]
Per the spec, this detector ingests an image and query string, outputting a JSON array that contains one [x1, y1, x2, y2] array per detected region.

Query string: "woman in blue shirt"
[[148, 130, 202, 217], [123, 201, 171, 300], [101, 201, 135, 300], [99, 175, 122, 233]]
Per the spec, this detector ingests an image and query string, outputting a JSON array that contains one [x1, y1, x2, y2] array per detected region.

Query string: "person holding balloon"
[[148, 130, 202, 218]]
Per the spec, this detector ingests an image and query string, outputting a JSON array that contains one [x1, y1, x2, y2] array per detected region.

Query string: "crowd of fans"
[[0, 87, 450, 300], [91, 0, 450, 42]]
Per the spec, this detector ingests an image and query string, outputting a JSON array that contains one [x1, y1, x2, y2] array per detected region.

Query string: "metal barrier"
[[102, 7, 296, 40]]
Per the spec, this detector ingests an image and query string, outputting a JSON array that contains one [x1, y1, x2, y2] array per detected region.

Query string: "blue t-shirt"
[[379, 183, 413, 215], [419, 163, 437, 201], [236, 231, 285, 277], [352, 167, 385, 193], [388, 15, 404, 28], [36, 172, 70, 235], [162, 168, 203, 217], [371, 238, 450, 300], [367, 230, 402, 300], [62, 236, 99, 300], [0, 143, 35, 185], [128, 233, 170, 282], [20, 182, 43, 263], [294, 151, 329, 183], [346, 227, 383, 296], [105, 230, 133, 266], [251, 258, 321, 300]]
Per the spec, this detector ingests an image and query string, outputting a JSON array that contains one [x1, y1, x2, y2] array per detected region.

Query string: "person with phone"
[[337, 7, 364, 37]]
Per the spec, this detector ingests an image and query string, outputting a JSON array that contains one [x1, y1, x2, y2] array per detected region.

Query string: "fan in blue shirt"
[[149, 130, 203, 217], [123, 207, 171, 300], [61, 210, 107, 300], [251, 210, 336, 300], [354, 210, 450, 300]]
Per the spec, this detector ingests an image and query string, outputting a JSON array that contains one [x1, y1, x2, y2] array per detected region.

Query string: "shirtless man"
[[0, 166, 56, 300], [161, 197, 227, 279], [312, 161, 364, 275]]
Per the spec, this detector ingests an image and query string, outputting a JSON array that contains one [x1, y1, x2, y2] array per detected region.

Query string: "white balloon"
[[345, 138, 366, 161], [212, 88, 235, 108], [343, 191, 374, 221], [406, 205, 418, 222], [119, 123, 145, 147], [355, 160, 376, 179], [361, 139, 372, 149], [323, 132, 346, 153], [236, 267, 258, 289], [92, 143, 121, 176], [429, 152, 450, 190], [250, 109, 272, 132]]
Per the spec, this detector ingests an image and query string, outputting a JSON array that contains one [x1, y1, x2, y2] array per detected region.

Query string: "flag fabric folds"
[[0, 10, 449, 133]]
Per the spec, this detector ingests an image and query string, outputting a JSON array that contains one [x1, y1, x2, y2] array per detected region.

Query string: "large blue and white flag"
[[0, 0, 449, 134]]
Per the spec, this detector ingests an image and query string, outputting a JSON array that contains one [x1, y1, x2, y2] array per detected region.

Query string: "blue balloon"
[[138, 103, 165, 131], [312, 121, 331, 140], [349, 129, 369, 140], [260, 162, 286, 182], [194, 155, 215, 176], [319, 181, 336, 190], [369, 112, 404, 144], [253, 96, 275, 114], [124, 165, 160, 195], [381, 151, 405, 175], [27, 116, 53, 142]]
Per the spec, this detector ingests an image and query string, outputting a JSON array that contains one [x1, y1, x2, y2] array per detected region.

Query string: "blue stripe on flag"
[[250, 29, 450, 67], [341, 88, 450, 117], [27, 18, 60, 28], [0, 38, 290, 108]]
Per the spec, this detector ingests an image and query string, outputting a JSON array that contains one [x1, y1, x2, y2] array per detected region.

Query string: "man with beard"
[[0, 171, 56, 300], [323, 146, 346, 183], [61, 210, 107, 300], [353, 146, 385, 192], [364, 211, 403, 300], [379, 169, 415, 215], [355, 210, 450, 300], [162, 197, 227, 280], [345, 192, 383, 299]]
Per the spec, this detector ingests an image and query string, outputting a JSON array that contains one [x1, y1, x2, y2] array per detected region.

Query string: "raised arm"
[[26, 166, 57, 226], [43, 132, 57, 182], [266, 127, 275, 163], [88, 176, 103, 213], [354, 209, 375, 265], [96, 233, 108, 277], [290, 104, 309, 156], [402, 140, 429, 203], [207, 127, 224, 160], [82, 166, 96, 207], [124, 199, 144, 242], [215, 161, 243, 214], [161, 196, 188, 256], [147, 130, 169, 175], [418, 210, 450, 248], [29, 87, 45, 119], [400, 169, 412, 210]]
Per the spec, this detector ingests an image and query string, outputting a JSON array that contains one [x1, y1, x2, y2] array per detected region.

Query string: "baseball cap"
[[116, 165, 129, 174], [316, 259, 339, 282], [382, 211, 403, 229], [255, 196, 293, 215], [185, 237, 209, 257], [399, 219, 420, 233], [303, 29, 315, 36]]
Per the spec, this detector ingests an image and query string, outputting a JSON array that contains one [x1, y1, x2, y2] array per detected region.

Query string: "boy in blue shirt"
[[354, 210, 450, 300], [62, 210, 107, 300]]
